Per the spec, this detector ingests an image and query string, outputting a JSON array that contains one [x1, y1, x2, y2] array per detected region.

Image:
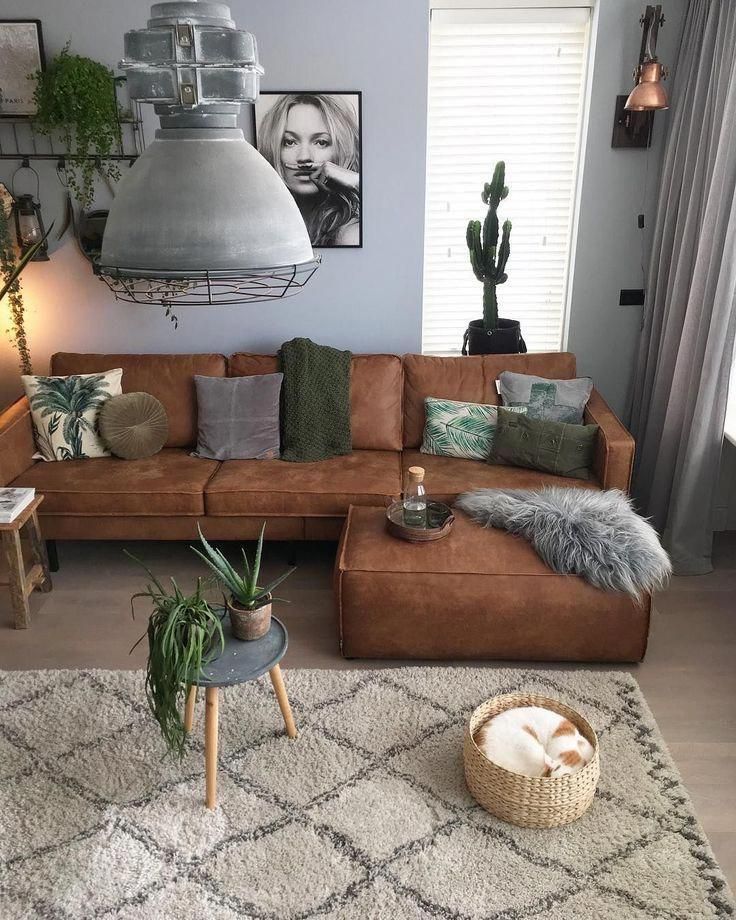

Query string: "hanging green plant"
[[32, 44, 122, 208], [0, 203, 33, 375]]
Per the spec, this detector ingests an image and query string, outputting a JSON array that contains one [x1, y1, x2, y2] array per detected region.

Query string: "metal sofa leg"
[[46, 540, 59, 573]]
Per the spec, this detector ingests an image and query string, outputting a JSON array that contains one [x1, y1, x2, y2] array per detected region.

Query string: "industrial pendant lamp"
[[96, 1, 319, 307], [625, 4, 669, 112]]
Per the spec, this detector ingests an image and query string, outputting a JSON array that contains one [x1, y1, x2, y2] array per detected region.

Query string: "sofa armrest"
[[584, 389, 635, 492], [0, 397, 36, 485]]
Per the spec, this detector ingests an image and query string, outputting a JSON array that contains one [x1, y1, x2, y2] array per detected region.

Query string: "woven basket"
[[464, 692, 600, 828]]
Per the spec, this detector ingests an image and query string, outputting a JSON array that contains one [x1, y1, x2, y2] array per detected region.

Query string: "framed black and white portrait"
[[254, 91, 362, 248], [0, 21, 44, 118]]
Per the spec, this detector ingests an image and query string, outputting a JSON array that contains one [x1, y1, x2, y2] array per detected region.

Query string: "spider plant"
[[127, 551, 225, 760], [191, 524, 296, 640], [192, 523, 296, 610]]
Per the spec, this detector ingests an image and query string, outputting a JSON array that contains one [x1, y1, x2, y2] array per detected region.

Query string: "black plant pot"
[[462, 318, 527, 355]]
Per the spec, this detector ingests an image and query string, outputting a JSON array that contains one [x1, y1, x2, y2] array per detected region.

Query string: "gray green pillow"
[[489, 408, 599, 480], [498, 371, 593, 424], [421, 397, 526, 461], [193, 373, 282, 460]]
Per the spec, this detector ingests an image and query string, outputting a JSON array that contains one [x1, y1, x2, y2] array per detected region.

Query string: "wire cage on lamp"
[[95, 1, 319, 308], [95, 260, 322, 307]]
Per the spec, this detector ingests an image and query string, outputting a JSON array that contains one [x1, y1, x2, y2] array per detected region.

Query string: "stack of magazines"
[[0, 488, 35, 524]]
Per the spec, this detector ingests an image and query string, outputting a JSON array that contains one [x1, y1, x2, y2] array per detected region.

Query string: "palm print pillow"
[[421, 397, 526, 461], [22, 369, 123, 461]]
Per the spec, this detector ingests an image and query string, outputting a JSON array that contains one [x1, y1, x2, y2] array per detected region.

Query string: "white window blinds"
[[422, 7, 590, 355]]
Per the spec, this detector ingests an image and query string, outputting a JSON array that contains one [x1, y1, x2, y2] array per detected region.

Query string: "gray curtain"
[[630, 0, 736, 575]]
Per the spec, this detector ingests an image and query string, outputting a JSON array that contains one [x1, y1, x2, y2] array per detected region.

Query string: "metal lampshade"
[[96, 1, 319, 307], [625, 60, 669, 111]]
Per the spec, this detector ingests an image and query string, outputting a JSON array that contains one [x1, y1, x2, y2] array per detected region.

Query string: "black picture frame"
[[253, 91, 363, 249], [0, 20, 45, 119]]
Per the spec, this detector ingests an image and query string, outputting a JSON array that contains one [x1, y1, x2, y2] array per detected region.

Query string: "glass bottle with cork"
[[403, 465, 427, 528]]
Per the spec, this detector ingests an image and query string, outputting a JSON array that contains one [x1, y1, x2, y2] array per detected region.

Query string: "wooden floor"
[[1, 532, 735, 889]]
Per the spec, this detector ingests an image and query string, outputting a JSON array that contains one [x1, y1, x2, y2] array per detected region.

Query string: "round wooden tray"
[[385, 499, 455, 542]]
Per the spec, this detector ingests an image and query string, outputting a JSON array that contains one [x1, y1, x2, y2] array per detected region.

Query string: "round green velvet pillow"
[[99, 392, 168, 460]]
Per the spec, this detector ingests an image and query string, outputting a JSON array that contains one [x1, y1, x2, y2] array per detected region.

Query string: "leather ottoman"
[[335, 506, 650, 661]]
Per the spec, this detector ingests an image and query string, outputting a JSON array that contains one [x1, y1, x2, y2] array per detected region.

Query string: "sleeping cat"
[[474, 706, 595, 778]]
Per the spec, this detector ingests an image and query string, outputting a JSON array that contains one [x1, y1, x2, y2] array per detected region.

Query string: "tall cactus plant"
[[466, 161, 512, 332]]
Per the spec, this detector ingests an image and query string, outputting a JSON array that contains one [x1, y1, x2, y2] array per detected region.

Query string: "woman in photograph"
[[258, 93, 360, 247]]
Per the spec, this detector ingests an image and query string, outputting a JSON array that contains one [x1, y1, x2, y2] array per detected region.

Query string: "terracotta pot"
[[227, 595, 272, 641]]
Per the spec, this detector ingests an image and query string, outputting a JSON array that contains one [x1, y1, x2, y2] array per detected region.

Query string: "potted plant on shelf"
[[463, 161, 526, 355], [32, 43, 123, 208], [127, 554, 225, 760], [192, 524, 296, 641]]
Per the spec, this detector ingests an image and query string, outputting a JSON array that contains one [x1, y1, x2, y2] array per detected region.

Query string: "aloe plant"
[[466, 161, 512, 332], [127, 552, 225, 760], [192, 524, 296, 610]]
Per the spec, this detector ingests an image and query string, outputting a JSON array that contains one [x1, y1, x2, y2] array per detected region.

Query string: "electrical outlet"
[[620, 289, 645, 306]]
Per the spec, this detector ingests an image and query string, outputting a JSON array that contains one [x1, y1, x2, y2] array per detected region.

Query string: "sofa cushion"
[[11, 449, 219, 515], [228, 353, 403, 451], [498, 370, 593, 424], [205, 450, 401, 516], [193, 374, 282, 460], [402, 450, 599, 504], [402, 352, 578, 448], [51, 353, 227, 448], [22, 368, 123, 461]]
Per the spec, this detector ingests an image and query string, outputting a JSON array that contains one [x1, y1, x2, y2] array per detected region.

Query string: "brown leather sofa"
[[0, 350, 634, 543]]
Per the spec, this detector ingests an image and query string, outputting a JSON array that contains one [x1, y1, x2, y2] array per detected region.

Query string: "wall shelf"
[[0, 78, 145, 167]]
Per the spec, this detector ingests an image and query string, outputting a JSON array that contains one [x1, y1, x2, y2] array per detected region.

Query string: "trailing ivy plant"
[[32, 44, 122, 208], [0, 204, 32, 375]]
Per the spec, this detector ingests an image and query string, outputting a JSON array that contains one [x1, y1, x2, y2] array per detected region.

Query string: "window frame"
[[422, 0, 596, 355]]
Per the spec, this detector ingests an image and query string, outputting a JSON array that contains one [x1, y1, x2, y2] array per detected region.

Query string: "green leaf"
[[0, 221, 55, 302]]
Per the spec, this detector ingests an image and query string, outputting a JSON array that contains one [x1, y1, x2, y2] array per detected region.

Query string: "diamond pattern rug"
[[0, 667, 733, 919]]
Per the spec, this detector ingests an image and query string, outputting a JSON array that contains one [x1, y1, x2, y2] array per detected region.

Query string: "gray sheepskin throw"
[[456, 487, 671, 599]]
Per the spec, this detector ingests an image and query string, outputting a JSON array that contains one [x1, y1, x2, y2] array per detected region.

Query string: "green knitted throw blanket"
[[279, 337, 352, 462]]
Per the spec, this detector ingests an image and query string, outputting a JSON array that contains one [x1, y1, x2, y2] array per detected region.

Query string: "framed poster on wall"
[[253, 91, 362, 248], [0, 20, 44, 118]]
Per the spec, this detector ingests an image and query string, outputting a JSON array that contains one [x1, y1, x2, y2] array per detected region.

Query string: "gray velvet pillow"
[[193, 373, 282, 460], [498, 371, 593, 424]]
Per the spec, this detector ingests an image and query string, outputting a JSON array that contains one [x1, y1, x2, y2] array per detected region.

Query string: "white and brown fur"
[[474, 706, 595, 778]]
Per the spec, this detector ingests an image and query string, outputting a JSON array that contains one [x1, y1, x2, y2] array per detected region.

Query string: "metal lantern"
[[11, 162, 49, 261], [96, 1, 319, 307], [13, 194, 49, 261]]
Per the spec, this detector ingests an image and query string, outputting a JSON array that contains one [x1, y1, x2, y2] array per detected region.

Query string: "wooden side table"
[[0, 496, 52, 629], [184, 615, 297, 809]]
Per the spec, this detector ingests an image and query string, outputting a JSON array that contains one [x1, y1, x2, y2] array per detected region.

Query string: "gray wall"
[[0, 0, 685, 419], [0, 0, 430, 405], [568, 0, 686, 418]]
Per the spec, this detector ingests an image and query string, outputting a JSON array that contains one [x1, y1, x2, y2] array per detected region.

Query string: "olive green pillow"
[[99, 392, 168, 460], [489, 408, 598, 480]]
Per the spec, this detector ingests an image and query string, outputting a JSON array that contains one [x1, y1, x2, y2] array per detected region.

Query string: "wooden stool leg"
[[205, 687, 219, 809], [2, 530, 31, 629], [269, 664, 297, 739], [27, 511, 52, 592], [184, 685, 196, 733]]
